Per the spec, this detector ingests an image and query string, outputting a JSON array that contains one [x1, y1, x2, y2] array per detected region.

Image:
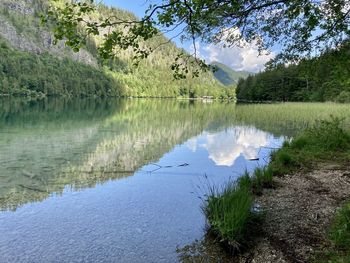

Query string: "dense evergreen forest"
[[237, 41, 350, 102], [0, 40, 121, 97], [0, 0, 234, 99]]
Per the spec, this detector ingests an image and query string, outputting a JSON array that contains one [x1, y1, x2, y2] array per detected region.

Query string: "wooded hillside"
[[237, 41, 350, 102]]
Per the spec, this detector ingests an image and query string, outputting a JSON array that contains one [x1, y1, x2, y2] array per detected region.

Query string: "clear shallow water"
[[0, 99, 349, 262]]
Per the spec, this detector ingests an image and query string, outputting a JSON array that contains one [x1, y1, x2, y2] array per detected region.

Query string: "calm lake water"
[[0, 99, 349, 262]]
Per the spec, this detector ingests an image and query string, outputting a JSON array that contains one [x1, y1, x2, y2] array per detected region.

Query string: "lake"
[[0, 99, 349, 262]]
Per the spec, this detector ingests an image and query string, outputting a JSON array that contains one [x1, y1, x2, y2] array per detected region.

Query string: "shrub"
[[305, 117, 350, 151], [276, 151, 293, 166], [291, 136, 308, 149]]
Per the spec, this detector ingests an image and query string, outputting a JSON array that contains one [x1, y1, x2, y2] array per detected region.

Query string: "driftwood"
[[146, 162, 190, 173]]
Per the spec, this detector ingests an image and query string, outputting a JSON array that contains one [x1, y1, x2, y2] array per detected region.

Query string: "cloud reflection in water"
[[187, 126, 276, 166]]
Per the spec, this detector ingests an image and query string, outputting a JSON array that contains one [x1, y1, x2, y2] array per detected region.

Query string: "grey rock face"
[[0, 17, 41, 53], [3, 1, 34, 15], [0, 0, 98, 67]]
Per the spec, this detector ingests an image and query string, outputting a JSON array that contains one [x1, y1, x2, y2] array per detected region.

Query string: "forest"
[[237, 41, 350, 103], [0, 39, 121, 97]]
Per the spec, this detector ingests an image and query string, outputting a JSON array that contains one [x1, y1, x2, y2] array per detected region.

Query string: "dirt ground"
[[238, 165, 350, 263]]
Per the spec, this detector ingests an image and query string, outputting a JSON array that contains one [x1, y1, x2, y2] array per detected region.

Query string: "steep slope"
[[212, 62, 251, 86], [0, 0, 234, 99], [0, 0, 97, 65]]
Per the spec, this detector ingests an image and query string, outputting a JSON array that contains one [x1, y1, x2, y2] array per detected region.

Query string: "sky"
[[103, 0, 276, 73]]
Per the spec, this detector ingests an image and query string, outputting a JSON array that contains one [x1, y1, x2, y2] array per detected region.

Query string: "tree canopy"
[[44, 0, 350, 77], [236, 40, 350, 102]]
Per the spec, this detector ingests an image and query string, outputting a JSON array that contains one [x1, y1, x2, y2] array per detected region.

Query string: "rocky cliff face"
[[0, 0, 97, 66], [2, 0, 34, 15]]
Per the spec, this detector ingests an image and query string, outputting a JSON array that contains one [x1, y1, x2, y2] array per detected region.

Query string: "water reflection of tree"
[[0, 99, 235, 211]]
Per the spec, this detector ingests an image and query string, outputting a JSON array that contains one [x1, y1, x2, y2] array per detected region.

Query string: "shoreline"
[[238, 165, 350, 263], [202, 118, 350, 263]]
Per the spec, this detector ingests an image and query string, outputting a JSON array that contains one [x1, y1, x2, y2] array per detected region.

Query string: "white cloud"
[[201, 43, 274, 73], [196, 28, 275, 73]]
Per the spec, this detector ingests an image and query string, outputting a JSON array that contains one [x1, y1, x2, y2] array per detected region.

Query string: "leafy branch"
[[43, 0, 350, 77]]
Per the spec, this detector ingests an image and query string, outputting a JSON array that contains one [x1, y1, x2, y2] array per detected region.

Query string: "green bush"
[[291, 137, 308, 149], [304, 117, 350, 151]]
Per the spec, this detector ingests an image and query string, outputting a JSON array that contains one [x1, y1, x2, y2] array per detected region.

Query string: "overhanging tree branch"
[[43, 0, 350, 77]]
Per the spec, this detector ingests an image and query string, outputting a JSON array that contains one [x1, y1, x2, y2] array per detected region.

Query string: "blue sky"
[[103, 0, 150, 18], [102, 0, 275, 72]]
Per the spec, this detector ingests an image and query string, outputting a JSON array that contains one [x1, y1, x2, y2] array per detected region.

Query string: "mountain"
[[212, 62, 251, 86], [0, 0, 234, 99]]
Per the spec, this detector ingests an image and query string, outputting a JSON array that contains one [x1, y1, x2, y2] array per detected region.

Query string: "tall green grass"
[[330, 203, 350, 251], [202, 168, 273, 250], [203, 177, 255, 250], [235, 103, 350, 137]]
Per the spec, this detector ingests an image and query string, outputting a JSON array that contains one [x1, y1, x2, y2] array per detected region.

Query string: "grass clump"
[[316, 202, 350, 263], [250, 167, 274, 195], [269, 116, 350, 175], [203, 178, 255, 250], [203, 169, 272, 251]]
